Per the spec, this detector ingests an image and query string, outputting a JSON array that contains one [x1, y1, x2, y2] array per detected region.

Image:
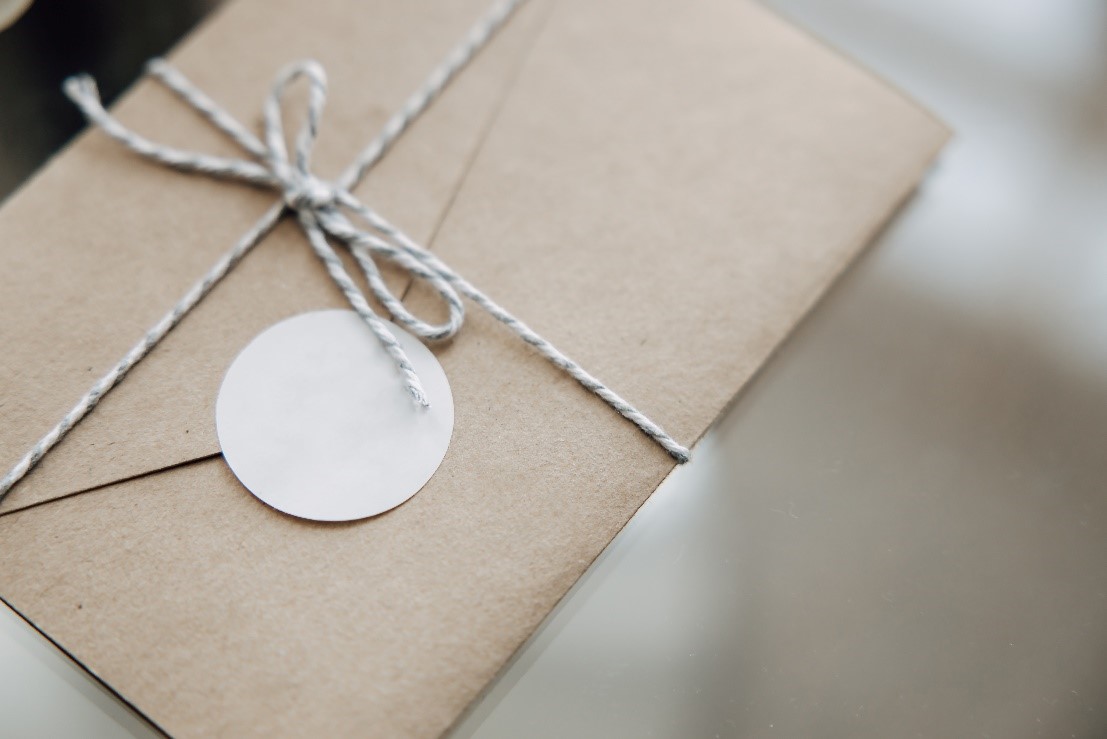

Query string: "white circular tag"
[[216, 310, 454, 521]]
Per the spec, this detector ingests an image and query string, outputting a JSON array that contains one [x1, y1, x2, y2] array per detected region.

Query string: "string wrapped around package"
[[0, 0, 690, 505]]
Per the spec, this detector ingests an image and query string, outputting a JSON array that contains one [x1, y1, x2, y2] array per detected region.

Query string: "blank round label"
[[216, 310, 454, 521]]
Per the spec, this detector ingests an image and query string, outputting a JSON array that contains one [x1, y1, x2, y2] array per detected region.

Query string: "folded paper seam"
[[0, 0, 691, 506]]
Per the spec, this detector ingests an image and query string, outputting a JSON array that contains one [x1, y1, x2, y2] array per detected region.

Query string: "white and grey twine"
[[0, 0, 690, 504]]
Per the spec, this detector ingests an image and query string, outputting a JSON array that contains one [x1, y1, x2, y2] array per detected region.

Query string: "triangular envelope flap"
[[0, 0, 551, 514], [405, 0, 950, 450]]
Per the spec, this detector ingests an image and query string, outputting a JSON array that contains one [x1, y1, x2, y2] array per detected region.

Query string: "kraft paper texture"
[[0, 0, 948, 735]]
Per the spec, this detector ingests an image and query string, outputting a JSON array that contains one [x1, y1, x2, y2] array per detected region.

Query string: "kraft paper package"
[[0, 0, 948, 735]]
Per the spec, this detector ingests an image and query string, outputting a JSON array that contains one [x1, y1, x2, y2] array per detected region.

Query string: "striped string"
[[0, 0, 690, 505]]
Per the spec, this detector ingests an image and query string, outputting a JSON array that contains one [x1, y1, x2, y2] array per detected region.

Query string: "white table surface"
[[3, 0, 1106, 736]]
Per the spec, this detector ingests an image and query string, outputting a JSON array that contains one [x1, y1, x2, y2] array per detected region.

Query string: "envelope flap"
[[0, 0, 551, 514], [403, 0, 950, 455]]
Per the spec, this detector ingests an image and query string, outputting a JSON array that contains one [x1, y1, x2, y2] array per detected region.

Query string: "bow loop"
[[263, 60, 329, 177], [256, 61, 341, 211]]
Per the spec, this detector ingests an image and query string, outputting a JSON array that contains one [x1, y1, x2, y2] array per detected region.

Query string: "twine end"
[[145, 58, 169, 76], [61, 74, 98, 104], [407, 383, 431, 409]]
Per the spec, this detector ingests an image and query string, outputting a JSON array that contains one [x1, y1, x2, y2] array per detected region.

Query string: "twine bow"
[[0, 2, 690, 505], [65, 59, 471, 407]]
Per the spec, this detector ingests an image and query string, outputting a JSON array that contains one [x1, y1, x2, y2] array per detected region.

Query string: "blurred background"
[[1, 0, 1105, 736], [0, 0, 218, 196]]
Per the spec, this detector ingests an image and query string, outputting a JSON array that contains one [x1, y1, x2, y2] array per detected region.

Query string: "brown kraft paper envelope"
[[0, 0, 949, 735]]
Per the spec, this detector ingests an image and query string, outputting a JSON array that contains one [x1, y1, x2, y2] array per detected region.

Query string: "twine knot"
[[282, 173, 340, 211]]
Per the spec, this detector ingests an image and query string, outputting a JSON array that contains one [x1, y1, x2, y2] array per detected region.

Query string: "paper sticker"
[[216, 310, 454, 521]]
